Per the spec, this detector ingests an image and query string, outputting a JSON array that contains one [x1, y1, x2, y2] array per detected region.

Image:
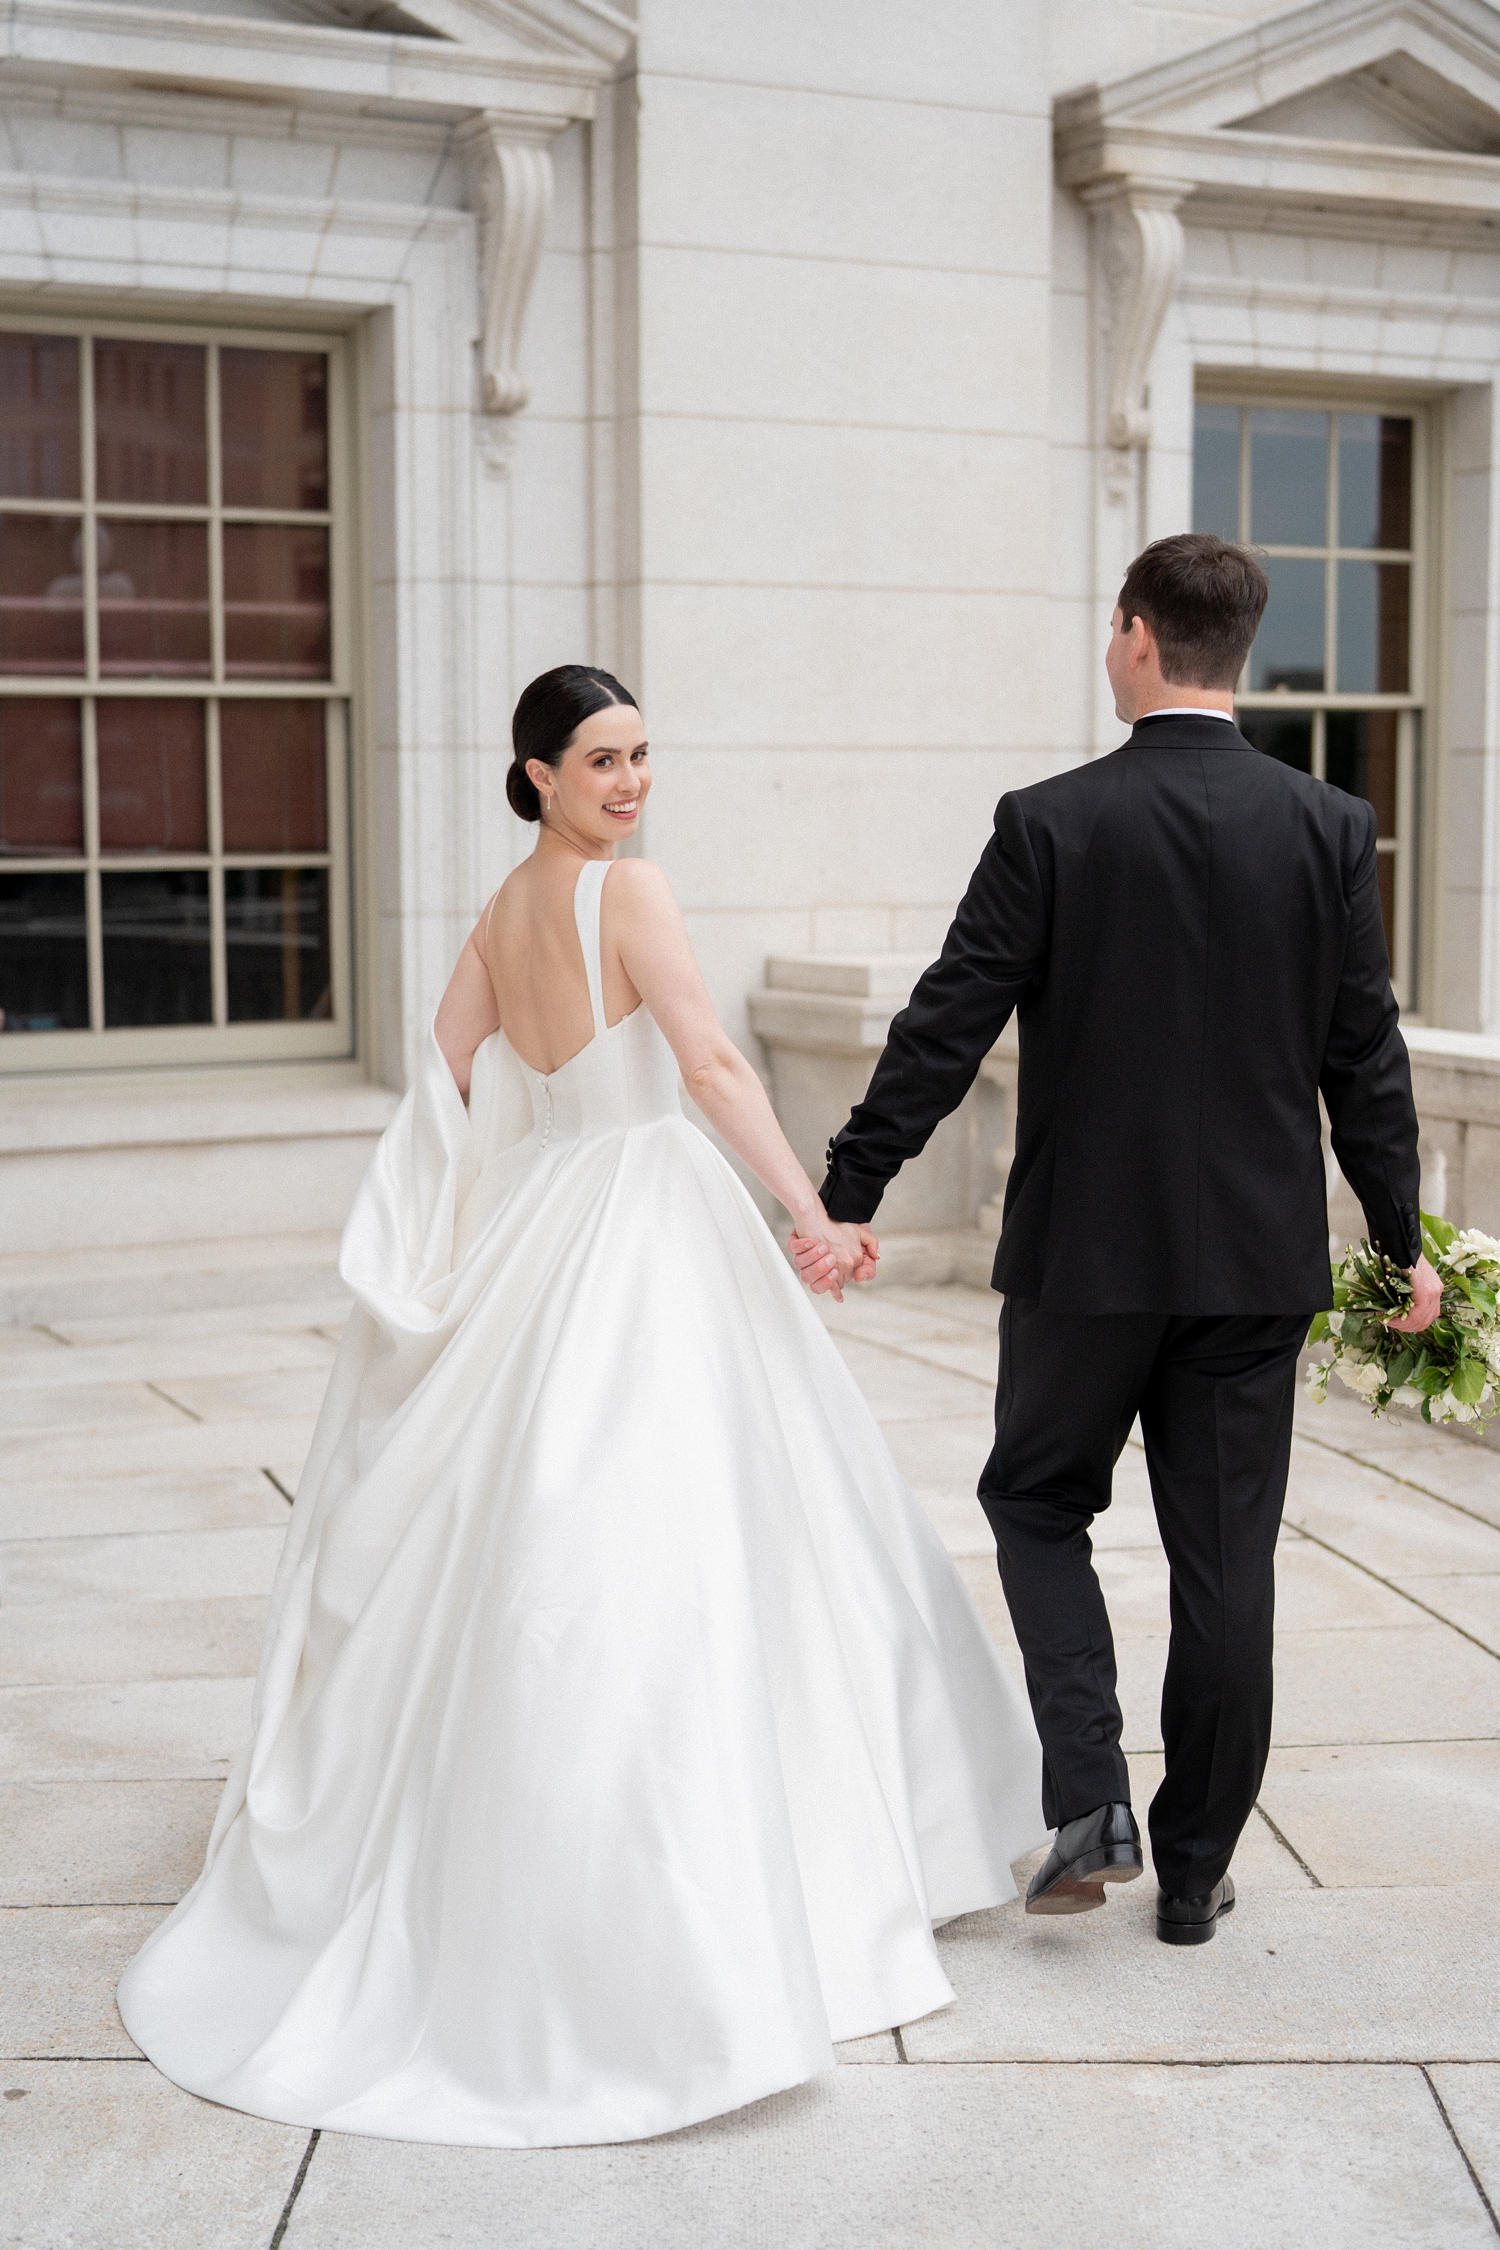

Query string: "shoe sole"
[[1026, 1846, 1144, 1917], [1156, 1892, 1236, 1946]]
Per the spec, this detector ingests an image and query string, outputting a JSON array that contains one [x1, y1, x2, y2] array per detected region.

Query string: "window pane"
[[101, 870, 211, 1025], [1192, 405, 1240, 538], [0, 516, 85, 675], [0, 334, 81, 501], [221, 701, 327, 851], [97, 520, 211, 678], [1249, 409, 1328, 548], [0, 871, 88, 1030], [223, 524, 330, 679], [220, 349, 329, 512], [0, 700, 82, 855], [1236, 709, 1314, 772], [94, 340, 208, 506], [98, 700, 207, 854], [1326, 710, 1398, 837], [1336, 559, 1409, 694], [1249, 556, 1325, 692], [1338, 415, 1412, 550], [226, 867, 330, 1021]]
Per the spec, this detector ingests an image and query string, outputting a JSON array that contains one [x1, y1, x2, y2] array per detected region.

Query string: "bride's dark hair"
[[507, 665, 638, 823]]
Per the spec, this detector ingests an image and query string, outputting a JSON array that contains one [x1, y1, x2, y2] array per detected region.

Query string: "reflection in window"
[[1338, 416, 1412, 550], [1336, 559, 1409, 695], [97, 520, 212, 678], [226, 868, 331, 1022], [0, 516, 86, 675], [223, 524, 331, 678], [1250, 557, 1325, 692], [94, 339, 207, 506], [97, 700, 207, 854], [0, 871, 88, 1030], [221, 701, 327, 852], [0, 701, 83, 855], [101, 870, 212, 1026], [0, 334, 81, 501], [1249, 409, 1328, 547], [220, 349, 329, 512]]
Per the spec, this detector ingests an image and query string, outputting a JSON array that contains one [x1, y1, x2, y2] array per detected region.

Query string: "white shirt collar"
[[1137, 706, 1236, 722]]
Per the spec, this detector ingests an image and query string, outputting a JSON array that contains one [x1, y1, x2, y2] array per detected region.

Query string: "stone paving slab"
[[279, 2063, 1493, 2250], [883, 1284, 1000, 1331], [1428, 2065, 1500, 2213], [0, 1468, 290, 1542], [1394, 1573, 1500, 1651], [0, 1677, 252, 1780], [829, 1337, 990, 1423], [817, 1293, 987, 1352], [1299, 1401, 1500, 1529], [1267, 1623, 1500, 1746], [881, 1414, 997, 1490], [0, 1780, 220, 1905], [1257, 1742, 1500, 1887], [1285, 1450, 1500, 1578], [1119, 1755, 1314, 1890], [0, 1906, 160, 2057], [44, 1296, 351, 1346], [0, 1525, 284, 1604], [1, 2059, 307, 2250], [899, 1883, 1500, 2063], [0, 1382, 190, 1438], [147, 1365, 334, 1425], [0, 1415, 319, 1486], [0, 1329, 337, 1395], [1, 1595, 268, 1688]]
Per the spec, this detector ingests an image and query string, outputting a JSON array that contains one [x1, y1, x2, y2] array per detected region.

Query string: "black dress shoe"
[[1156, 1873, 1235, 1946], [1025, 1802, 1143, 1916]]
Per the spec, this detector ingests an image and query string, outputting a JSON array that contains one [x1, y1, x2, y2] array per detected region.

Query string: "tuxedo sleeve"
[[821, 792, 1049, 1224], [1319, 800, 1422, 1264]]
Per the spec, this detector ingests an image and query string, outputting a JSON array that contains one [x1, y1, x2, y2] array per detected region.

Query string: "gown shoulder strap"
[[572, 859, 610, 1039]]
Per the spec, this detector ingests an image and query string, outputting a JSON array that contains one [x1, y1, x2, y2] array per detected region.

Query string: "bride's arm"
[[434, 910, 502, 1103], [609, 861, 875, 1293]]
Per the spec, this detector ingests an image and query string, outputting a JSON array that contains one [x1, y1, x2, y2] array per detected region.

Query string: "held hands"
[[787, 1216, 880, 1303], [1385, 1251, 1442, 1334]]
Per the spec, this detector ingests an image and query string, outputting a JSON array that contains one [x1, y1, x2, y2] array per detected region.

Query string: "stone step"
[[0, 1232, 345, 1327]]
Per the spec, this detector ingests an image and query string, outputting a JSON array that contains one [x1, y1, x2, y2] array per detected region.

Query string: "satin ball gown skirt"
[[118, 859, 1045, 2148]]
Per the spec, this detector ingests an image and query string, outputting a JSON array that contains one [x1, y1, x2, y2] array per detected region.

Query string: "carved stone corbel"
[[462, 116, 556, 457], [1083, 177, 1191, 457]]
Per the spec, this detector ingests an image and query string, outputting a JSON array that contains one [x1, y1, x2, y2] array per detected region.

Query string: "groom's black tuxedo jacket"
[[821, 712, 1422, 1314]]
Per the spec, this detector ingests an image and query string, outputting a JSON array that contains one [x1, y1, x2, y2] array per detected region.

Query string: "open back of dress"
[[117, 857, 1045, 2148]]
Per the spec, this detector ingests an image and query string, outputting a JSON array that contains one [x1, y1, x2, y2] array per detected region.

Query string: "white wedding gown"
[[118, 859, 1045, 2148]]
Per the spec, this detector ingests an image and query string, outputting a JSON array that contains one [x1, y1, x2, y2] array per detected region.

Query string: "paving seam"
[[1422, 2067, 1500, 2238], [1283, 1519, 1500, 1662], [144, 1383, 205, 1424], [1294, 1425, 1500, 1538], [262, 1469, 297, 1505], [268, 2129, 321, 2250], [1250, 1801, 1323, 1885]]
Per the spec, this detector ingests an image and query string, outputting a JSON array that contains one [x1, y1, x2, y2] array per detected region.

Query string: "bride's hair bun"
[[507, 665, 638, 823]]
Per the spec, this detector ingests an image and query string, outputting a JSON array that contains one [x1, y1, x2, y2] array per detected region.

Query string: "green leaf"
[[1451, 1357, 1488, 1406], [1423, 1210, 1458, 1254], [1307, 1312, 1331, 1345], [1385, 1348, 1415, 1386]]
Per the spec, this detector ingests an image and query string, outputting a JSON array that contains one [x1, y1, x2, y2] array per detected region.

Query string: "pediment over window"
[[1057, 0, 1500, 220], [1230, 49, 1500, 153], [12, 0, 634, 118]]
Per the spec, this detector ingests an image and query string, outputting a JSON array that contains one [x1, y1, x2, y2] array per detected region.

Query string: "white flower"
[[1390, 1384, 1425, 1409], [1305, 1363, 1330, 1404], [1326, 1311, 1345, 1338], [1337, 1359, 1387, 1400]]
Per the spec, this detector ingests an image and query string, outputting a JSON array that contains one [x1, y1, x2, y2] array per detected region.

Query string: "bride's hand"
[[788, 1221, 879, 1301]]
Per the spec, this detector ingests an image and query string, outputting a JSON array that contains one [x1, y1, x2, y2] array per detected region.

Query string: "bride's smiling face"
[[531, 705, 650, 848]]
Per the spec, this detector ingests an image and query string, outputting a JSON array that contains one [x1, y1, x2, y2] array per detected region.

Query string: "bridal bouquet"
[[1306, 1212, 1500, 1427]]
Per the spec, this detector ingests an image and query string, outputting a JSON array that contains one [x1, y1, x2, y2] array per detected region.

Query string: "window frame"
[[1193, 376, 1433, 1015], [0, 310, 355, 1074]]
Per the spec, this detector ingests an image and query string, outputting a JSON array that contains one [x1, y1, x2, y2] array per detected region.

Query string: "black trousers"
[[976, 1298, 1310, 1897]]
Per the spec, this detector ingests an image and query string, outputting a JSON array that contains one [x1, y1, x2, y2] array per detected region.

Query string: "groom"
[[801, 533, 1437, 1944]]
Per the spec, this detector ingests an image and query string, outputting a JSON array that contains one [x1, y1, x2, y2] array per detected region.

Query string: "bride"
[[117, 665, 1044, 2149]]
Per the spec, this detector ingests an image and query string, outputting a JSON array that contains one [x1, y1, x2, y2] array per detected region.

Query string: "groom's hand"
[[788, 1223, 879, 1300], [1386, 1251, 1442, 1333]]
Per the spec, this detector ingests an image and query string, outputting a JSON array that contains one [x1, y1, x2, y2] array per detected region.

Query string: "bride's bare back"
[[483, 853, 640, 1079]]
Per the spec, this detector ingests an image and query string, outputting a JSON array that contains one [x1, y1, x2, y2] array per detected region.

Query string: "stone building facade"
[[1, 0, 1498, 1263]]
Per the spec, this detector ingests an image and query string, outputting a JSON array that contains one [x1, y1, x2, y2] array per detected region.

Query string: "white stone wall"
[[613, 0, 1067, 1054]]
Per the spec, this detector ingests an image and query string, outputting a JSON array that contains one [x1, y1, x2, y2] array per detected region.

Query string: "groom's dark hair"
[[1118, 534, 1268, 690]]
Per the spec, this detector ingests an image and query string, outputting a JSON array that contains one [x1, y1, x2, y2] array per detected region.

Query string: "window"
[[1193, 398, 1422, 1007], [0, 319, 353, 1070]]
